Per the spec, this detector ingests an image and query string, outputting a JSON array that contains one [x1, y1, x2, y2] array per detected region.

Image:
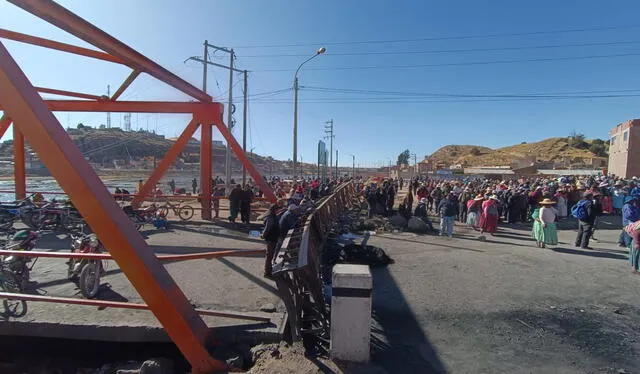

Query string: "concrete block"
[[331, 264, 372, 363]]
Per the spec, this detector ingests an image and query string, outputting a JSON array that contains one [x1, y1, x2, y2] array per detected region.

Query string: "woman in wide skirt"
[[532, 198, 558, 248]]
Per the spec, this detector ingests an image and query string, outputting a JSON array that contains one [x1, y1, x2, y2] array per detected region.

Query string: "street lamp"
[[293, 47, 326, 178], [348, 153, 356, 178]]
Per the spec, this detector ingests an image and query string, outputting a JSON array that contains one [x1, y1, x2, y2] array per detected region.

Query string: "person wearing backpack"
[[437, 193, 459, 237], [573, 191, 597, 249]]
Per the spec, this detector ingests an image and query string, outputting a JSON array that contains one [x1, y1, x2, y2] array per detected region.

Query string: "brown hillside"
[[428, 137, 606, 167]]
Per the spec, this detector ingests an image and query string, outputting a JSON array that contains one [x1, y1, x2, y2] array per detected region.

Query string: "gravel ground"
[[366, 206, 640, 374]]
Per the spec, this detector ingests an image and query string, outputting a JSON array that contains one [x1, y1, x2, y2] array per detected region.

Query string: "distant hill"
[[427, 136, 609, 168], [0, 126, 313, 175]]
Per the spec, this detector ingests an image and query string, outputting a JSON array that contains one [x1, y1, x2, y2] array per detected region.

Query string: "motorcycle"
[[122, 204, 159, 231], [67, 233, 105, 299], [0, 195, 41, 231], [0, 229, 39, 317]]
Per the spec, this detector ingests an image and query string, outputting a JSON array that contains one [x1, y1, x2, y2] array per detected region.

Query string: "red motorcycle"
[[67, 233, 105, 299]]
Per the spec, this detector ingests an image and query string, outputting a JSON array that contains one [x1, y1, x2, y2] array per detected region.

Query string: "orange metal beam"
[[0, 248, 264, 261], [200, 123, 212, 219], [0, 28, 124, 65], [36, 86, 102, 100], [132, 118, 200, 205], [215, 120, 277, 202], [0, 292, 271, 322], [111, 70, 140, 101], [0, 41, 225, 373], [13, 126, 26, 200], [0, 100, 221, 114], [7, 0, 211, 103], [0, 115, 12, 140]]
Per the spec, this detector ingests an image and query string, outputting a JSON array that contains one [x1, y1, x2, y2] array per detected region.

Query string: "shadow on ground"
[[551, 247, 627, 260], [370, 266, 447, 374]]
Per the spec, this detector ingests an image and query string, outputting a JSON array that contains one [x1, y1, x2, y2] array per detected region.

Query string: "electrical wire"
[[250, 94, 640, 104], [241, 39, 640, 58], [255, 52, 640, 72], [235, 24, 640, 49], [300, 86, 640, 98]]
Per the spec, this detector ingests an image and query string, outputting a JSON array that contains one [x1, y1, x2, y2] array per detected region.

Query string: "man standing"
[[437, 193, 459, 237], [168, 179, 176, 194], [261, 204, 280, 278], [279, 204, 299, 239], [192, 178, 198, 195], [574, 191, 597, 249], [240, 184, 253, 224], [227, 184, 242, 223]]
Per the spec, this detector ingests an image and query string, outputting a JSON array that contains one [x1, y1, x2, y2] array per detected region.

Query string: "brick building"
[[608, 119, 640, 178]]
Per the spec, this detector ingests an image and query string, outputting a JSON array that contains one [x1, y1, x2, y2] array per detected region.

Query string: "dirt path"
[[367, 215, 640, 373]]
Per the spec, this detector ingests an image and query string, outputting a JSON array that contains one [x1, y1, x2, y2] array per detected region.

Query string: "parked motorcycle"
[[0, 229, 39, 317], [0, 195, 40, 231], [67, 233, 104, 299], [122, 204, 159, 231]]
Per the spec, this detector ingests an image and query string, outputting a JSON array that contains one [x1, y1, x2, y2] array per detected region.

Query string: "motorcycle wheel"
[[1, 273, 27, 317], [79, 261, 101, 299], [178, 205, 194, 221]]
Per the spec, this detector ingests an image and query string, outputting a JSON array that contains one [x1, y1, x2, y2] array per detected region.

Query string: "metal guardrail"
[[272, 181, 361, 341]]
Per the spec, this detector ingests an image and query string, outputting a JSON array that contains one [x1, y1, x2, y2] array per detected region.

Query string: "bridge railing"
[[272, 181, 361, 341]]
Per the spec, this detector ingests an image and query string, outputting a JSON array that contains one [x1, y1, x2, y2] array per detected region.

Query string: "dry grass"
[[428, 137, 601, 167]]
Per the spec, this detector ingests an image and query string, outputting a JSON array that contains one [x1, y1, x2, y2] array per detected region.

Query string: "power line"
[[241, 39, 640, 58], [255, 52, 640, 72], [251, 94, 640, 104], [235, 24, 640, 49], [300, 86, 640, 98]]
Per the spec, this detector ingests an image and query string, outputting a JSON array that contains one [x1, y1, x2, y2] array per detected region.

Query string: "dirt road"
[[368, 210, 639, 373]]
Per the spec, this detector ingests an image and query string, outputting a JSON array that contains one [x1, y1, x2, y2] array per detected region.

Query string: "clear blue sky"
[[2, 0, 640, 168]]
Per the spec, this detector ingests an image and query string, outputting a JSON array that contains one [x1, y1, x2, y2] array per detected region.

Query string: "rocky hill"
[[427, 136, 609, 168], [0, 126, 311, 175]]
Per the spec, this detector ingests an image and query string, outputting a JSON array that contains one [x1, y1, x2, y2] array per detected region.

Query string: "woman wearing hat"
[[532, 198, 558, 248], [466, 194, 484, 229]]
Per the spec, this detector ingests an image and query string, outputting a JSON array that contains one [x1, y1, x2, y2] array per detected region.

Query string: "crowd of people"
[[362, 174, 640, 252]]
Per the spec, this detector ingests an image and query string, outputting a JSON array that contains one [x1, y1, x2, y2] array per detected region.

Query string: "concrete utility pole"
[[324, 119, 334, 178], [335, 149, 339, 178], [225, 48, 234, 190], [185, 43, 245, 192], [106, 85, 111, 128], [242, 70, 248, 186], [349, 153, 355, 178]]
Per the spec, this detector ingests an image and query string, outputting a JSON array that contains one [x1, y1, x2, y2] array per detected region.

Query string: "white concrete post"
[[330, 264, 372, 363]]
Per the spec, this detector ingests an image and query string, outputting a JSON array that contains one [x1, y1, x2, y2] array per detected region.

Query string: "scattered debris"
[[516, 318, 535, 329], [259, 303, 277, 313]]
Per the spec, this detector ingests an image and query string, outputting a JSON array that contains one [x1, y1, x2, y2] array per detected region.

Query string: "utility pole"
[[225, 49, 234, 190], [349, 154, 355, 178], [185, 43, 240, 192], [106, 85, 111, 128], [335, 149, 339, 178], [242, 70, 248, 186], [324, 119, 334, 178]]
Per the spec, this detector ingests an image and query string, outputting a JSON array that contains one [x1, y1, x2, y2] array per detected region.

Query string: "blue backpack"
[[571, 200, 590, 220]]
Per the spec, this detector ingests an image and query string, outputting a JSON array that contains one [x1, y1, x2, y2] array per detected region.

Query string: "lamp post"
[[349, 153, 356, 178], [293, 47, 326, 179]]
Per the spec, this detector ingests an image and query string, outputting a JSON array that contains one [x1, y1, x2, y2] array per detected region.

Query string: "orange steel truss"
[[0, 0, 275, 372]]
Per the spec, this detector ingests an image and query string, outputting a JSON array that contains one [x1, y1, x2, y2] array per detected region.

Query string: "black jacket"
[[437, 199, 459, 217], [262, 214, 280, 242]]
